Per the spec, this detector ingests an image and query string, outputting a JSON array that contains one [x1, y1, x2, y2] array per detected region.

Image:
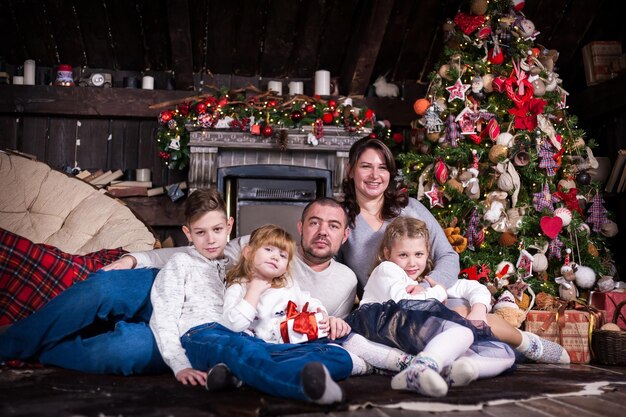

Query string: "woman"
[[337, 137, 569, 365], [337, 136, 459, 298]]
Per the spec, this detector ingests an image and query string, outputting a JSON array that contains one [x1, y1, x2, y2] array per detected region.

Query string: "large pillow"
[[0, 151, 155, 254]]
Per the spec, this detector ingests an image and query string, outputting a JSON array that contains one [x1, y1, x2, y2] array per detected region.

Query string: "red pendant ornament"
[[322, 112, 334, 124], [488, 48, 505, 65], [304, 104, 315, 114], [328, 99, 337, 109], [291, 110, 303, 123], [433, 159, 449, 185], [261, 124, 274, 138]]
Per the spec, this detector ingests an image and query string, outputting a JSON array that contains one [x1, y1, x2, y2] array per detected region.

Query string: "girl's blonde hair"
[[226, 224, 295, 288], [373, 216, 433, 281]]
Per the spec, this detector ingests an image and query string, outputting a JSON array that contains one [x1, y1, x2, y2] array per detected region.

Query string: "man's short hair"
[[301, 197, 348, 227]]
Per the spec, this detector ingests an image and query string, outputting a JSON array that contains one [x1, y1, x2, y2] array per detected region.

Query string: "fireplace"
[[188, 127, 361, 238]]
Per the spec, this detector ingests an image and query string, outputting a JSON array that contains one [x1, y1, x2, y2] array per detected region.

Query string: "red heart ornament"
[[540, 216, 563, 239]]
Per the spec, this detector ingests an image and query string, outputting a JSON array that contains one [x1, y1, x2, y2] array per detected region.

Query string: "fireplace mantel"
[[188, 128, 363, 195]]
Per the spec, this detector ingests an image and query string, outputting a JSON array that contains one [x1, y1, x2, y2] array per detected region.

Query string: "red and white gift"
[[280, 301, 328, 344]]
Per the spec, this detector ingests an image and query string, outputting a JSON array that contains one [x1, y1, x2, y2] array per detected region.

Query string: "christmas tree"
[[398, 0, 618, 304]]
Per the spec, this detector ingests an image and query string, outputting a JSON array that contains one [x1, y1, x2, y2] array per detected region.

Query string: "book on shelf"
[[109, 180, 153, 189], [91, 169, 124, 187], [605, 149, 626, 193], [106, 186, 148, 198]]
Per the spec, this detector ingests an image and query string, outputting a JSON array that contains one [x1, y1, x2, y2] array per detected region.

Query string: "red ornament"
[[488, 48, 505, 65], [368, 132, 378, 139], [268, 99, 278, 107], [291, 111, 303, 122], [322, 112, 334, 124], [392, 132, 403, 144], [218, 97, 228, 107], [365, 109, 375, 120], [261, 125, 274, 138], [159, 111, 173, 124], [434, 159, 449, 185], [177, 104, 190, 116], [196, 102, 207, 114], [304, 104, 315, 113], [328, 99, 337, 109]]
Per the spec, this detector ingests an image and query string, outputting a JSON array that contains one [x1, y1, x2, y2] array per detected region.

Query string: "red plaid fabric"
[[0, 228, 127, 325]]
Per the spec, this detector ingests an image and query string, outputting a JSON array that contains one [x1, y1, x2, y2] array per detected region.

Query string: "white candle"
[[12, 76, 24, 85], [314, 70, 331, 96], [268, 80, 283, 95], [24, 59, 35, 85], [136, 168, 151, 182], [142, 76, 154, 90], [343, 98, 353, 107], [288, 81, 303, 95]]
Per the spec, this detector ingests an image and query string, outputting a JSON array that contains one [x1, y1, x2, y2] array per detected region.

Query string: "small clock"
[[90, 73, 105, 87]]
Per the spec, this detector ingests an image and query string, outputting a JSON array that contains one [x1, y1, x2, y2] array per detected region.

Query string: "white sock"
[[516, 330, 570, 364], [346, 350, 373, 375], [341, 333, 406, 372], [391, 355, 448, 397], [300, 362, 344, 405], [442, 356, 479, 387]]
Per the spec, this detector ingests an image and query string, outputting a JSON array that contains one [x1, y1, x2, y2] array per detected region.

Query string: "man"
[[0, 197, 357, 377]]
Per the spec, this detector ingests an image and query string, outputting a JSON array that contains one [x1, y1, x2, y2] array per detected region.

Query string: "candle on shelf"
[[23, 59, 36, 85], [12, 76, 24, 85], [314, 70, 331, 96], [142, 75, 154, 90], [136, 168, 151, 182], [288, 81, 303, 95], [268, 80, 283, 95], [343, 98, 353, 107]]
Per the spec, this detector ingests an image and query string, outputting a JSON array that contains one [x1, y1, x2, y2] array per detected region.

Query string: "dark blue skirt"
[[347, 299, 511, 358]]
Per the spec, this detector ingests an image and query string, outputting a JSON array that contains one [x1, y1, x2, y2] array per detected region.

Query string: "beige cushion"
[[0, 151, 155, 254]]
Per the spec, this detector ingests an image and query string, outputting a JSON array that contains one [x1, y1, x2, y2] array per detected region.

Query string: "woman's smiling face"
[[350, 148, 390, 200]]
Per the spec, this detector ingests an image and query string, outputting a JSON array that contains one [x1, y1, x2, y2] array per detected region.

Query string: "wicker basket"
[[592, 300, 626, 365]]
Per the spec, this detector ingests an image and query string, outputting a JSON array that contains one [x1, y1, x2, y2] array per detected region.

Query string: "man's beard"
[[300, 237, 333, 265]]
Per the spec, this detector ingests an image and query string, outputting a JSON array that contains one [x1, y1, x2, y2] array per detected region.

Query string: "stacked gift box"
[[524, 307, 604, 364], [582, 41, 623, 86]]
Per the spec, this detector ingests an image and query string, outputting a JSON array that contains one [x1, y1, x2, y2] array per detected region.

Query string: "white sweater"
[[221, 278, 326, 343], [149, 247, 228, 375], [361, 261, 492, 308]]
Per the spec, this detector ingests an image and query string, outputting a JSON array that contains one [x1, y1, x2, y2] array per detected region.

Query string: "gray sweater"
[[337, 198, 460, 296]]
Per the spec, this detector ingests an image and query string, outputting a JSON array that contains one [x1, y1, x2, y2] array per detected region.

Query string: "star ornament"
[[425, 184, 445, 208], [446, 78, 471, 102]]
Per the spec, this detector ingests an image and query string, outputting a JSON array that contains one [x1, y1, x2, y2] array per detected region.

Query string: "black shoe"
[[205, 363, 242, 392]]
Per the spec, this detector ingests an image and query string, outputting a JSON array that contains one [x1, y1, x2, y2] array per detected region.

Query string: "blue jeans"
[[0, 268, 168, 375], [182, 323, 353, 401]]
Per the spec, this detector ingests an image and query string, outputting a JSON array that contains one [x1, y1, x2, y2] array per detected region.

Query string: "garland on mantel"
[[155, 85, 400, 170]]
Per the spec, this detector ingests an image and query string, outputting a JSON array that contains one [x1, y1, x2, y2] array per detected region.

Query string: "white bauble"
[[532, 252, 548, 272], [575, 266, 596, 289], [495, 132, 514, 147], [497, 172, 515, 191], [554, 207, 572, 227]]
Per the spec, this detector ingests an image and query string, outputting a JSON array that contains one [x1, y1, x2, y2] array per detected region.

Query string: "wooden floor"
[[1, 363, 625, 417]]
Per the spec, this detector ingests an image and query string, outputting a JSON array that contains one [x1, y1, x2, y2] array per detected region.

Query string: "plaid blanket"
[[0, 228, 127, 325]]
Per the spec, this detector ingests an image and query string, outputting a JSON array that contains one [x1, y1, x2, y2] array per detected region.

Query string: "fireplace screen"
[[218, 165, 332, 240]]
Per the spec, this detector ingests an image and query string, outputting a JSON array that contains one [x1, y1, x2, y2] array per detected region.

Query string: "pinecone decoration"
[[277, 129, 289, 151]]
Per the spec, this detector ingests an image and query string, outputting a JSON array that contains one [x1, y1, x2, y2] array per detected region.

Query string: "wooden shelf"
[[0, 85, 194, 118], [0, 85, 417, 126]]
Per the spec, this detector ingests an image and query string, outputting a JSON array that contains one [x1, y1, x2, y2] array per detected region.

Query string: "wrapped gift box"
[[590, 291, 626, 330], [280, 311, 328, 344], [582, 41, 622, 86], [524, 309, 602, 364]]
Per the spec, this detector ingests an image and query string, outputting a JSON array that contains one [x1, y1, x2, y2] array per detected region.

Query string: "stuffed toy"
[[554, 249, 578, 302], [492, 289, 526, 328]]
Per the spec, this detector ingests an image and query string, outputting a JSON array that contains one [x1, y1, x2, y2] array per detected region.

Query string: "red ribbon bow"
[[280, 301, 319, 343]]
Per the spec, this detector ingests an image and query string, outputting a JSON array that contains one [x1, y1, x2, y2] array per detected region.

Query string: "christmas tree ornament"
[[495, 261, 516, 285], [575, 265, 596, 290], [512, 0, 526, 11], [425, 184, 445, 208], [168, 136, 181, 150], [540, 215, 563, 239], [438, 64, 452, 80], [558, 178, 576, 190], [532, 251, 549, 273], [446, 78, 471, 101], [484, 200, 505, 223], [433, 159, 449, 184], [482, 73, 495, 92], [488, 144, 508, 163], [554, 207, 572, 227], [261, 124, 274, 138], [532, 78, 546, 96], [322, 112, 334, 124], [495, 132, 514, 147], [290, 110, 303, 123], [498, 231, 518, 247], [586, 193, 609, 231], [587, 243, 599, 257], [497, 172, 515, 192], [516, 249, 534, 279], [453, 11, 486, 35], [469, 0, 488, 15], [413, 98, 431, 116], [555, 249, 578, 301], [600, 220, 618, 237], [513, 149, 530, 166], [486, 118, 500, 141], [444, 223, 468, 253], [445, 177, 464, 194], [576, 170, 591, 185]]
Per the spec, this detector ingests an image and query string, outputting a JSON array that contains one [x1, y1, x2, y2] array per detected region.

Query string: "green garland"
[[155, 88, 396, 170]]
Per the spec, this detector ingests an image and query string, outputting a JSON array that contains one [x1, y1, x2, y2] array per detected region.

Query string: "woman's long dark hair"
[[341, 137, 408, 227]]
